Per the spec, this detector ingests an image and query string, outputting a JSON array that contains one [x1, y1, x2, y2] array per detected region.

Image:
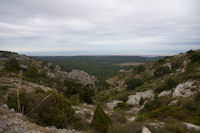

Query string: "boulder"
[[127, 90, 154, 105], [107, 100, 123, 110], [172, 81, 195, 98], [183, 122, 200, 131], [158, 90, 172, 97], [142, 127, 151, 133]]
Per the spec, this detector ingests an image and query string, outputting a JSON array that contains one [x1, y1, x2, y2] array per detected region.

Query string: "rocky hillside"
[[95, 50, 200, 133], [0, 104, 81, 133], [1, 50, 200, 133], [0, 51, 97, 89]]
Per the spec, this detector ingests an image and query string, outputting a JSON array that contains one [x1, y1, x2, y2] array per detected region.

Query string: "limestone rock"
[[65, 70, 97, 88], [183, 122, 200, 131], [107, 100, 123, 110], [127, 90, 154, 105], [158, 90, 172, 97], [142, 127, 151, 133], [172, 81, 196, 98]]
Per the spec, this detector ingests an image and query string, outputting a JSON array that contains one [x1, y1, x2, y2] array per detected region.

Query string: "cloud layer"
[[0, 0, 200, 55]]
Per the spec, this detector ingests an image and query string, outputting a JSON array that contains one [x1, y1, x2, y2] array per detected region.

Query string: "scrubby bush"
[[114, 102, 131, 110], [7, 89, 31, 113], [155, 79, 178, 93], [4, 58, 20, 72], [126, 78, 143, 90], [154, 66, 170, 77], [135, 65, 145, 73], [91, 105, 113, 133], [63, 79, 95, 104], [190, 52, 200, 63], [139, 97, 144, 105], [36, 91, 75, 128], [24, 65, 38, 79]]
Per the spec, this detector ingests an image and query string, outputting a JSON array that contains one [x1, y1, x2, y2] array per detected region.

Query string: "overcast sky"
[[0, 0, 200, 55]]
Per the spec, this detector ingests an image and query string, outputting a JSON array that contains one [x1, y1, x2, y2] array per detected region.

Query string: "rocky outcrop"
[[107, 100, 123, 109], [127, 90, 154, 105], [142, 127, 151, 133], [0, 104, 81, 133], [65, 70, 97, 88], [183, 122, 200, 131], [172, 81, 196, 98], [158, 90, 172, 97]]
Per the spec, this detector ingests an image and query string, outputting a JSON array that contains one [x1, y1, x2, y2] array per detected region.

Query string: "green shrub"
[[135, 65, 145, 73], [35, 88, 45, 94], [126, 78, 143, 90], [114, 102, 131, 110], [0, 85, 10, 90], [91, 105, 113, 133], [139, 97, 144, 105], [24, 65, 38, 79], [4, 58, 20, 72], [190, 52, 200, 63], [139, 95, 170, 114], [7, 89, 31, 113], [36, 91, 75, 128], [155, 79, 178, 93], [154, 66, 170, 77]]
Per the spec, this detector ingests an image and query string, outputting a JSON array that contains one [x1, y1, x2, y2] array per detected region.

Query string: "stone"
[[9, 108, 15, 113], [127, 90, 154, 105], [107, 100, 123, 109], [2, 104, 8, 110], [142, 127, 151, 133], [183, 122, 200, 130], [172, 81, 195, 98], [158, 90, 172, 97], [168, 100, 178, 105]]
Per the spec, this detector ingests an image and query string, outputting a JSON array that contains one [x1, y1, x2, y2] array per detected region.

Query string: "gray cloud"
[[0, 0, 200, 55]]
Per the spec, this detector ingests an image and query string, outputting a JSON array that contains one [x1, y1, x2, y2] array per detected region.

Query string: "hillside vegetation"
[[0, 50, 200, 133]]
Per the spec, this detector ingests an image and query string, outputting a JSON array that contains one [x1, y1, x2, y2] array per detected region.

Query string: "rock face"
[[158, 90, 172, 97], [142, 127, 151, 133], [0, 105, 81, 133], [65, 70, 97, 88], [172, 81, 195, 98], [127, 90, 154, 105], [107, 100, 123, 109], [183, 122, 200, 131]]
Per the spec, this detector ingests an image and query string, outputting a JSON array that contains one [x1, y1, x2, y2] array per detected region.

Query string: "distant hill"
[[33, 56, 163, 81]]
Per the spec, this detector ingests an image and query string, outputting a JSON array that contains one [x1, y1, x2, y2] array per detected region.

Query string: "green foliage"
[[190, 52, 200, 63], [33, 56, 162, 81], [139, 97, 144, 105], [126, 78, 143, 90], [135, 65, 146, 73], [7, 89, 31, 113], [154, 66, 170, 77], [4, 58, 20, 72], [139, 95, 170, 114], [36, 91, 75, 128], [63, 79, 95, 104], [34, 87, 45, 94], [24, 65, 38, 79], [91, 105, 113, 133], [155, 79, 178, 93], [0, 85, 10, 90], [79, 86, 95, 104], [114, 102, 131, 110]]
